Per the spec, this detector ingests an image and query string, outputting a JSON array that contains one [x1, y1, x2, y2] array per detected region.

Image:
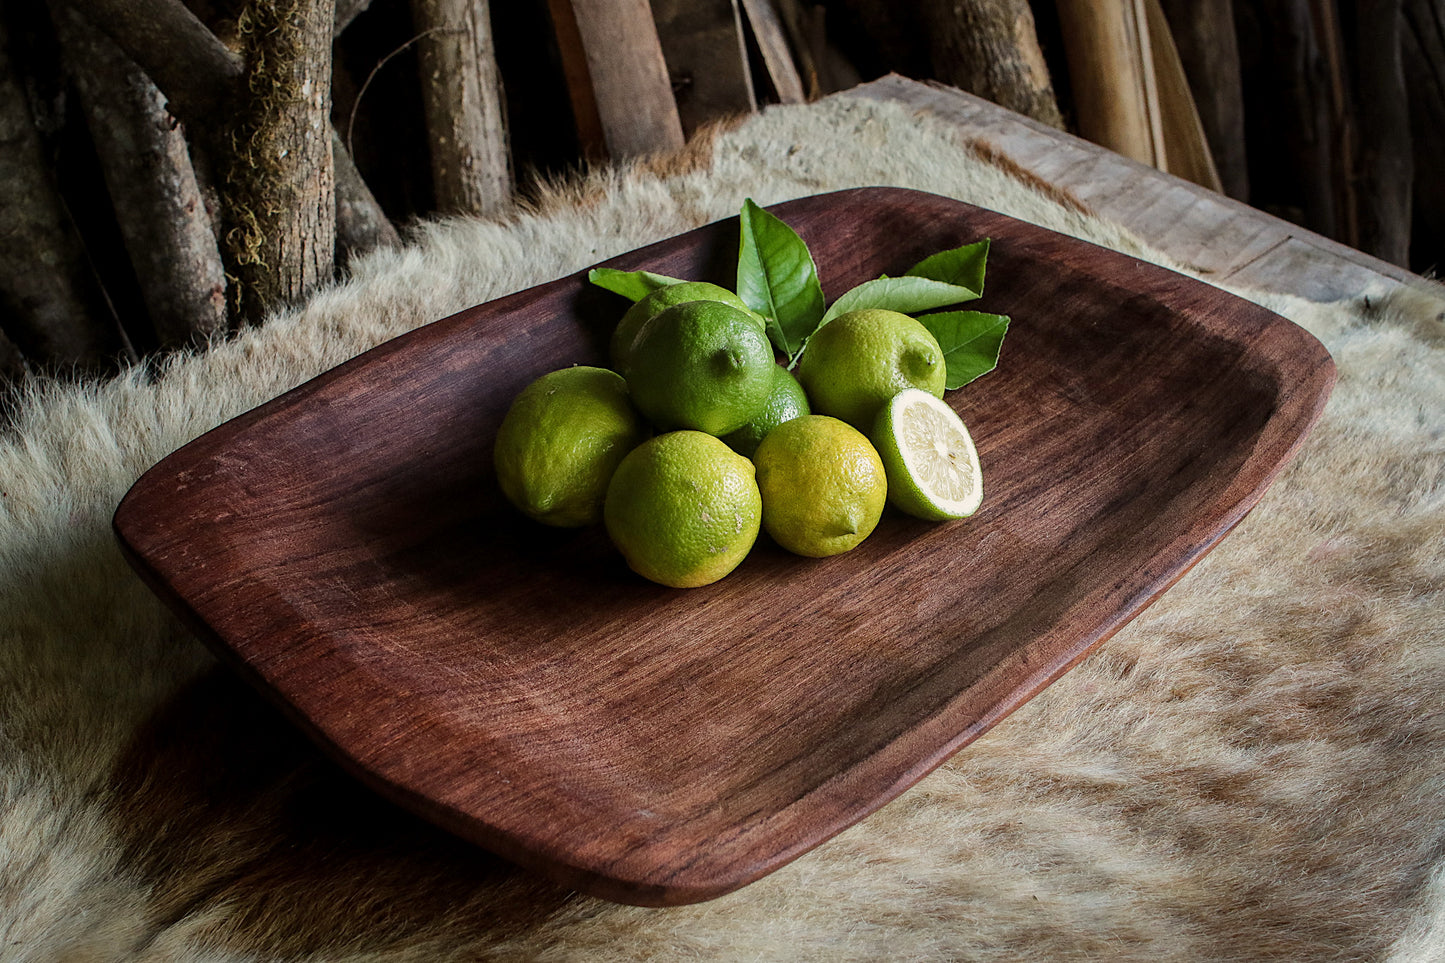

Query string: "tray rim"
[[114, 187, 1337, 905]]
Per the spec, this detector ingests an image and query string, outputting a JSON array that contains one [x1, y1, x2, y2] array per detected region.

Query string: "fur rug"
[[2, 92, 1444, 962]]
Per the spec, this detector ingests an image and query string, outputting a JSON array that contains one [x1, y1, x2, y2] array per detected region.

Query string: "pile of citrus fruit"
[[494, 200, 1005, 588]]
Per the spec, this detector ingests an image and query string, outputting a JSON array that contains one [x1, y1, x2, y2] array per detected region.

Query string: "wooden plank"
[[844, 75, 1422, 302], [651, 0, 757, 135], [1143, 0, 1225, 193], [547, 0, 685, 160], [1054, 0, 1166, 168], [1157, 0, 1251, 199], [738, 0, 805, 104]]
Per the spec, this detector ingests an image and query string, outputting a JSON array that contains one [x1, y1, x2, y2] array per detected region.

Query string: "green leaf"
[[587, 267, 686, 302], [736, 198, 825, 359], [906, 238, 990, 296], [820, 275, 982, 325], [917, 310, 1010, 389]]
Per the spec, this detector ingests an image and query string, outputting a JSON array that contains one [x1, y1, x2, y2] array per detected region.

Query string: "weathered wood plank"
[[1144, 0, 1224, 193], [1055, 0, 1165, 167], [738, 0, 805, 104], [652, 0, 756, 135], [547, 0, 685, 160], [845, 75, 1422, 302]]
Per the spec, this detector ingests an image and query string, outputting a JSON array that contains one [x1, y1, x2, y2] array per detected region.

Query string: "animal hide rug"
[[1, 92, 1443, 962]]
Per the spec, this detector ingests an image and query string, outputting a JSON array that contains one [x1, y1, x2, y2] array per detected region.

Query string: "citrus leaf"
[[736, 198, 825, 360], [917, 310, 1010, 389], [820, 276, 981, 325], [906, 238, 990, 296], [587, 267, 686, 302]]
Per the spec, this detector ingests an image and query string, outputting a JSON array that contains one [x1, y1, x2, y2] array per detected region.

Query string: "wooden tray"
[[113, 188, 1335, 906]]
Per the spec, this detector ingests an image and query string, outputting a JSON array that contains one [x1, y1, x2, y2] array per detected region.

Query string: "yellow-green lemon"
[[752, 415, 887, 558], [722, 363, 810, 457], [795, 308, 946, 430], [872, 388, 984, 520], [611, 282, 763, 376], [493, 366, 648, 527], [604, 431, 762, 587], [625, 299, 775, 436]]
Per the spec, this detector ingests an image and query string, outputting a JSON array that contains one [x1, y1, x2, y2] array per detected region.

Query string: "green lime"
[[493, 366, 648, 527], [795, 308, 946, 430], [722, 363, 810, 457], [626, 299, 775, 436], [611, 282, 763, 376], [604, 431, 762, 587], [752, 415, 887, 558], [872, 388, 983, 520]]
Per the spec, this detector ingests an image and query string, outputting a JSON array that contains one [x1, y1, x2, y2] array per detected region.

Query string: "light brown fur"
[[1, 95, 1442, 961]]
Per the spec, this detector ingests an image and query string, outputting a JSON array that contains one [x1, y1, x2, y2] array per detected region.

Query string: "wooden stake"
[[221, 0, 337, 321], [333, 129, 401, 262], [412, 0, 512, 216], [57, 0, 398, 282]]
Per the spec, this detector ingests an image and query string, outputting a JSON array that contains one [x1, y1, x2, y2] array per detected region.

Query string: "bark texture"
[[412, 0, 512, 215], [226, 0, 337, 320], [920, 0, 1065, 129], [54, 5, 228, 349]]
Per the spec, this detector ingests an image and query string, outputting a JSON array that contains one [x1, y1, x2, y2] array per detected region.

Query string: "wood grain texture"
[[845, 76, 1421, 300], [1055, 0, 1165, 167], [547, 0, 685, 160], [652, 0, 757, 135], [738, 0, 806, 104], [114, 188, 1334, 906], [1143, 0, 1224, 193]]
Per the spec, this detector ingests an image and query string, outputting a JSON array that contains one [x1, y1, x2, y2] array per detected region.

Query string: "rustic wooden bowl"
[[114, 188, 1335, 906]]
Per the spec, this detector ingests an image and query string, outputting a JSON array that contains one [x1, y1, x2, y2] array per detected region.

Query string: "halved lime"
[[871, 388, 983, 521]]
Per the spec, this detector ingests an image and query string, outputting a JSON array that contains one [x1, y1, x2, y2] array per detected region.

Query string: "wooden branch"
[[53, 4, 227, 349], [652, 0, 757, 134], [918, 0, 1065, 130], [0, 16, 118, 369], [333, 127, 400, 261], [411, 0, 512, 215], [57, 0, 397, 269], [1352, 0, 1413, 265], [334, 0, 374, 35], [1156, 0, 1251, 199], [1055, 0, 1166, 166], [58, 0, 242, 123], [1144, 0, 1224, 192], [547, 0, 685, 159], [226, 0, 336, 320]]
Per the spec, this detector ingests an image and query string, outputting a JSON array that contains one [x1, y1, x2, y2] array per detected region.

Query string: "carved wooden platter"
[[114, 188, 1335, 906]]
